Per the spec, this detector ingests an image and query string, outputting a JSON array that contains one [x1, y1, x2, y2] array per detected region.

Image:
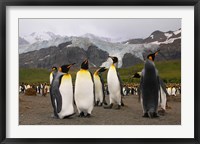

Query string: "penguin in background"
[[74, 59, 94, 117], [139, 50, 161, 118], [50, 63, 75, 119], [50, 66, 58, 84], [93, 67, 108, 106], [104, 56, 124, 109], [132, 71, 169, 115]]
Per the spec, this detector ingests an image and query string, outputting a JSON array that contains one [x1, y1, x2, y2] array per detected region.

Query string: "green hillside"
[[19, 59, 181, 84]]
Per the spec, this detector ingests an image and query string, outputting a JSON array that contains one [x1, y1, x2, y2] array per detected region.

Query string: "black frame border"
[[0, 0, 199, 144]]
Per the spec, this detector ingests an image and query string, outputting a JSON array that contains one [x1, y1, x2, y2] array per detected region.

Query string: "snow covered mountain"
[[19, 32, 70, 53], [124, 28, 181, 45], [66, 36, 158, 67], [19, 29, 181, 68]]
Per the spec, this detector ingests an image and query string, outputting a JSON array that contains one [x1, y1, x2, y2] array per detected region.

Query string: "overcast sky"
[[19, 19, 181, 39]]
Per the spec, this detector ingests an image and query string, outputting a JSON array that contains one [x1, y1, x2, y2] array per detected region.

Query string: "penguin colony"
[[50, 50, 168, 119]]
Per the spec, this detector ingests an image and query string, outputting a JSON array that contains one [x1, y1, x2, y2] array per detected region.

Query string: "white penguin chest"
[[59, 74, 73, 96], [75, 70, 94, 99], [107, 65, 120, 91], [58, 74, 74, 118], [94, 75, 103, 99], [94, 75, 102, 92]]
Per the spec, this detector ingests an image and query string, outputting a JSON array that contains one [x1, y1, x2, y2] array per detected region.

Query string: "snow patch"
[[164, 33, 173, 39], [174, 29, 181, 35], [150, 37, 181, 45], [39, 55, 50, 61], [125, 42, 129, 45]]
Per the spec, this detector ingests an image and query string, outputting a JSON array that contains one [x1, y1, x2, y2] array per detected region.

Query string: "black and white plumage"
[[133, 71, 168, 113], [93, 67, 108, 106], [139, 50, 162, 118], [104, 56, 124, 109], [74, 59, 94, 117], [50, 64, 75, 119], [49, 66, 58, 84]]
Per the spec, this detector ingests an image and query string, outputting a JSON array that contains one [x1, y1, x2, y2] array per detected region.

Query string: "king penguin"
[[133, 71, 169, 115], [50, 63, 75, 119], [104, 56, 124, 109], [74, 59, 94, 117], [50, 66, 58, 84], [140, 50, 161, 118], [93, 67, 108, 106]]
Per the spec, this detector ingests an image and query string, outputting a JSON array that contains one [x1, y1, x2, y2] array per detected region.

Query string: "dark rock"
[[122, 53, 143, 68], [86, 45, 109, 67], [123, 39, 144, 44], [19, 43, 109, 69]]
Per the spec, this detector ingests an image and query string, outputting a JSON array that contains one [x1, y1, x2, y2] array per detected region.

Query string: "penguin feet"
[[95, 101, 100, 106], [78, 112, 85, 117], [51, 113, 59, 119], [103, 103, 113, 109], [121, 102, 125, 107], [103, 101, 108, 105], [148, 112, 159, 118], [115, 105, 121, 110], [142, 113, 149, 118], [63, 112, 76, 119], [85, 113, 91, 118]]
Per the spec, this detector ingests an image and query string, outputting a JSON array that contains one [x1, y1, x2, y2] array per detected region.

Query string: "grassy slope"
[[19, 59, 181, 84]]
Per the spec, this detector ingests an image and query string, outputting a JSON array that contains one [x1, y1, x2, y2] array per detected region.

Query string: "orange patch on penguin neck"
[[94, 71, 98, 76], [148, 56, 153, 61], [59, 67, 62, 72]]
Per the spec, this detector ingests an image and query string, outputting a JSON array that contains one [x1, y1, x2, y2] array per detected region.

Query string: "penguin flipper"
[[116, 68, 125, 106], [50, 89, 58, 117], [99, 75, 107, 105], [54, 89, 62, 113], [139, 70, 144, 102], [116, 68, 124, 96], [89, 71, 95, 105], [159, 77, 169, 96], [157, 76, 162, 103]]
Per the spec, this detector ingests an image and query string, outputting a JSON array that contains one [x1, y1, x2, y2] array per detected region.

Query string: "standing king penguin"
[[133, 71, 169, 115], [74, 59, 94, 117], [50, 66, 58, 84], [140, 50, 161, 118], [50, 64, 75, 119], [105, 56, 124, 109], [93, 67, 108, 106]]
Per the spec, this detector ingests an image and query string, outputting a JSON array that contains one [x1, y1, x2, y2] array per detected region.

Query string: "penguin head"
[[51, 66, 57, 72], [81, 59, 89, 70], [147, 49, 160, 61], [109, 56, 118, 64], [98, 67, 107, 73], [95, 67, 107, 75], [59, 63, 75, 73]]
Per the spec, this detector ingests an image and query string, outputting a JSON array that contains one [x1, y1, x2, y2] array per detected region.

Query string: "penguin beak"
[[108, 56, 115, 63], [67, 63, 76, 68], [154, 49, 160, 56], [98, 67, 107, 73], [108, 56, 113, 59], [84, 59, 88, 64], [81, 59, 89, 70]]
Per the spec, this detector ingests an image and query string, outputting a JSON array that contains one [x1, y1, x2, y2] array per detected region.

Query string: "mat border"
[[0, 0, 199, 144]]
